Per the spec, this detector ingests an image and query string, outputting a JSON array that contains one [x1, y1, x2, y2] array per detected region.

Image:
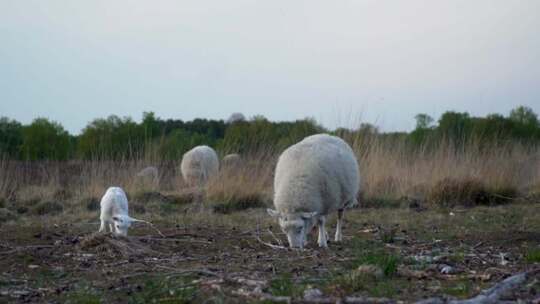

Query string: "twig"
[[135, 236, 212, 244], [0, 245, 55, 255], [254, 235, 289, 250], [267, 228, 283, 246]]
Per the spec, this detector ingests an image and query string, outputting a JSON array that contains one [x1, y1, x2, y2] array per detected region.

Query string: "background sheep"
[[180, 145, 219, 186], [136, 166, 159, 187], [222, 153, 241, 168], [267, 134, 360, 249], [99, 187, 144, 236]]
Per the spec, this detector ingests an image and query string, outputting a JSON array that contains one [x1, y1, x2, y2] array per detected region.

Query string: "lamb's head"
[[112, 214, 136, 236], [267, 209, 317, 249]]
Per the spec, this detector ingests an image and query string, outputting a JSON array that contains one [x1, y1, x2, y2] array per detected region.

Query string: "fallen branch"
[[415, 269, 540, 304]]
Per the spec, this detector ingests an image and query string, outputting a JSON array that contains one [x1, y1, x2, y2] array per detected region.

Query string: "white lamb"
[[181, 145, 219, 186], [222, 153, 241, 168], [267, 134, 360, 249], [99, 187, 144, 236]]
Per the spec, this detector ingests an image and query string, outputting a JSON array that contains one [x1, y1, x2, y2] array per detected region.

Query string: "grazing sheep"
[[181, 145, 219, 186], [99, 187, 143, 236], [267, 134, 360, 249], [136, 166, 159, 185], [222, 153, 241, 168]]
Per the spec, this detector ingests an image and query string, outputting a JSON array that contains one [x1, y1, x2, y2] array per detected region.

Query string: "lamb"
[[222, 153, 241, 168], [181, 145, 219, 186], [99, 187, 144, 236], [267, 134, 360, 249]]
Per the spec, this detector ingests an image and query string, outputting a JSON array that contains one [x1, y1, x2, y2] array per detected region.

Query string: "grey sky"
[[1, 1, 539, 134]]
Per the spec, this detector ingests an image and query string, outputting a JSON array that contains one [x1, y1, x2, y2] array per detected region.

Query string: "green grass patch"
[[129, 276, 197, 304], [442, 279, 472, 298], [64, 285, 101, 304], [526, 247, 540, 263], [355, 252, 399, 277], [267, 274, 305, 297]]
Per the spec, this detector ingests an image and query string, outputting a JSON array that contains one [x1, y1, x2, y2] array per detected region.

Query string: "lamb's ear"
[[112, 216, 121, 222], [267, 208, 280, 218], [301, 212, 317, 220]]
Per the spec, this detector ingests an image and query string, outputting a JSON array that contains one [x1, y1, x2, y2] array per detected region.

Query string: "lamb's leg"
[[335, 209, 344, 242], [109, 223, 115, 233], [317, 216, 328, 248]]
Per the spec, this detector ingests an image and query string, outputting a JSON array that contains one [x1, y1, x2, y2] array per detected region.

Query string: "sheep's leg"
[[335, 209, 344, 242], [99, 220, 106, 233], [317, 216, 328, 248]]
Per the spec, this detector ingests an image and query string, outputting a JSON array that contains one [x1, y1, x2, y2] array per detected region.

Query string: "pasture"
[[1, 141, 539, 303]]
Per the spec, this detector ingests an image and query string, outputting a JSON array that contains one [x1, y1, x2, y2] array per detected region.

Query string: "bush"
[[212, 194, 267, 214], [428, 178, 519, 207], [0, 208, 16, 223], [32, 201, 64, 216], [82, 197, 100, 211], [428, 178, 489, 207]]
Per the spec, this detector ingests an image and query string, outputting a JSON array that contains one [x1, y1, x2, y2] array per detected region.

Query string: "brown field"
[[1, 138, 540, 303]]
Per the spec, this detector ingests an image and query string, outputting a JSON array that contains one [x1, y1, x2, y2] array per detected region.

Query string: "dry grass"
[[0, 136, 538, 220]]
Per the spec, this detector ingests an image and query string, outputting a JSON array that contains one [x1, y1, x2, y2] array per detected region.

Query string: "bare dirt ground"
[[1, 201, 539, 303]]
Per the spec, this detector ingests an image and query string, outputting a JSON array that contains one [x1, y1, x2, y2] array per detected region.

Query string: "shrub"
[[32, 201, 63, 216], [212, 193, 267, 214], [82, 197, 100, 211], [0, 208, 16, 223]]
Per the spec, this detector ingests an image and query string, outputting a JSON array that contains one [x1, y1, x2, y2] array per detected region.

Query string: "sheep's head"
[[267, 209, 317, 249], [112, 215, 134, 236]]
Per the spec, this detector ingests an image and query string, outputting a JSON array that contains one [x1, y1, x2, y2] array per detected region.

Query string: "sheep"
[[136, 166, 159, 186], [180, 145, 219, 186], [222, 153, 241, 168], [267, 134, 360, 249], [99, 187, 144, 236]]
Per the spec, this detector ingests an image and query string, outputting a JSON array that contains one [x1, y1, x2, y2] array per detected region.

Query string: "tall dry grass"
[[0, 135, 539, 217]]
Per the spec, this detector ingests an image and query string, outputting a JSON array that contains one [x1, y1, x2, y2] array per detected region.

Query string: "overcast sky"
[[1, 1, 539, 134]]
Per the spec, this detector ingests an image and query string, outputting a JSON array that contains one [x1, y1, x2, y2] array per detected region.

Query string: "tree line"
[[0, 106, 538, 160]]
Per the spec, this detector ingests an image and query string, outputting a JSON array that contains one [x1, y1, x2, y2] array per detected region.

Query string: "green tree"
[[20, 118, 71, 160], [0, 117, 23, 158], [78, 115, 144, 159], [509, 106, 538, 126], [414, 114, 434, 129]]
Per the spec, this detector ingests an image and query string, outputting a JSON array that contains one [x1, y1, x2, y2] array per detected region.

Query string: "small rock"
[[440, 265, 455, 274], [28, 264, 39, 269], [304, 288, 323, 300]]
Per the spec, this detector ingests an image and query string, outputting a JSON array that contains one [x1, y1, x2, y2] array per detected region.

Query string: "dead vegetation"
[[0, 140, 539, 302]]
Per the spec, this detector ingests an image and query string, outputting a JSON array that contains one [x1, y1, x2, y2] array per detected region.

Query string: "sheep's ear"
[[301, 212, 317, 220], [127, 216, 145, 223], [267, 208, 280, 218]]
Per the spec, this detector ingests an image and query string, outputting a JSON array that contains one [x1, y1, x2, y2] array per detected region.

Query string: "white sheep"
[[98, 187, 144, 236], [180, 145, 219, 186], [267, 134, 360, 249], [136, 166, 159, 185], [222, 153, 241, 168]]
